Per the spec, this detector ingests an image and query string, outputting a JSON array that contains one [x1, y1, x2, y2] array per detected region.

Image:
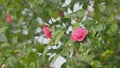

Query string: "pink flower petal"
[[71, 27, 88, 42]]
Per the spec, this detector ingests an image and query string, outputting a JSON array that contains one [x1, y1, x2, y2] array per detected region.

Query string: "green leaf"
[[49, 10, 59, 19], [64, 9, 85, 18], [39, 56, 48, 65], [51, 30, 64, 44], [80, 38, 91, 47], [67, 57, 77, 68], [94, 4, 101, 20], [52, 30, 62, 40], [77, 63, 86, 68], [0, 32, 7, 42], [101, 50, 114, 60], [36, 42, 44, 52], [29, 62, 36, 68], [43, 45, 50, 57], [60, 48, 69, 57], [61, 62, 67, 68], [94, 24, 104, 31], [83, 0, 90, 9], [27, 52, 37, 62], [77, 53, 95, 63], [77, 54, 86, 61], [110, 23, 118, 32], [6, 56, 17, 68], [90, 60, 102, 68], [0, 5, 3, 11], [72, 23, 80, 30], [0, 42, 9, 48], [65, 39, 72, 46], [64, 13, 76, 18], [76, 9, 85, 18], [84, 54, 95, 62], [55, 31, 64, 44], [0, 27, 7, 33], [0, 58, 4, 66], [51, 54, 59, 64]]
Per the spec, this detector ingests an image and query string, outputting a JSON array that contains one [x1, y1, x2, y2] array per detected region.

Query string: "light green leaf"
[[90, 60, 102, 68], [6, 56, 17, 68], [0, 5, 3, 10], [49, 10, 59, 19], [55, 31, 64, 44], [84, 54, 95, 62], [0, 27, 7, 33], [51, 54, 59, 64], [77, 54, 86, 61], [0, 43, 10, 48], [72, 23, 80, 30], [94, 24, 104, 31], [77, 53, 95, 63], [110, 23, 118, 32], [64, 9, 85, 18], [36, 42, 44, 52], [65, 39, 72, 46], [76, 9, 85, 18], [64, 13, 76, 18], [101, 50, 114, 59], [60, 48, 69, 57], [43, 45, 50, 57], [0, 32, 7, 42], [67, 57, 77, 68], [0, 58, 4, 66]]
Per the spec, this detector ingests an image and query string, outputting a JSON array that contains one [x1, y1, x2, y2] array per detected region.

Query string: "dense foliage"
[[0, 0, 120, 68]]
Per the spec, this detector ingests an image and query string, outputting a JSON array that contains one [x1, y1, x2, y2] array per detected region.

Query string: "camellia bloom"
[[71, 27, 88, 42], [6, 14, 12, 23], [43, 25, 52, 39]]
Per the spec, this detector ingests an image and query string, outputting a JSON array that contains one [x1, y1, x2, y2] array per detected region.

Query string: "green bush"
[[0, 0, 120, 68]]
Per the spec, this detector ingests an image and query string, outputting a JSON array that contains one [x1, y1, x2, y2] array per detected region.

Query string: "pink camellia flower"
[[71, 27, 88, 42], [6, 14, 12, 23], [43, 25, 52, 39]]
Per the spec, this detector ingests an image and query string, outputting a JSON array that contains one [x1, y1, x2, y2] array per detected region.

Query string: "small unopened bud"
[[6, 14, 12, 23]]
